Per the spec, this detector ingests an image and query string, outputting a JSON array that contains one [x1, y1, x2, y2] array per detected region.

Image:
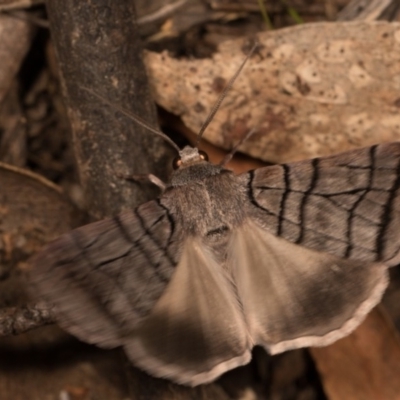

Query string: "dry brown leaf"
[[0, 162, 81, 273], [0, 14, 34, 103], [146, 21, 400, 163], [311, 306, 400, 400]]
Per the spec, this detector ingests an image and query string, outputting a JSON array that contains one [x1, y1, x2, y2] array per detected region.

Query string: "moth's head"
[[169, 145, 223, 187], [173, 146, 209, 169]]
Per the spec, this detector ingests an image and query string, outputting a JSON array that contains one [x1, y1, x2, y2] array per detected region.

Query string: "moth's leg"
[[144, 174, 166, 191], [120, 173, 166, 191]]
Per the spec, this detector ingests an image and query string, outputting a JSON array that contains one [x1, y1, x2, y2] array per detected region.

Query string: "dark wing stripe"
[[113, 215, 135, 244], [156, 198, 176, 249], [321, 195, 381, 226], [337, 164, 396, 171], [69, 230, 129, 326], [296, 158, 319, 244], [113, 214, 169, 282], [277, 164, 290, 236], [247, 170, 276, 217], [376, 158, 400, 259], [257, 186, 384, 197], [344, 145, 376, 257], [54, 253, 82, 268], [96, 248, 133, 268], [134, 207, 176, 266]]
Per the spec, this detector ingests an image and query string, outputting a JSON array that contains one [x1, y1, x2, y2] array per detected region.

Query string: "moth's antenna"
[[219, 127, 257, 167], [81, 87, 181, 154], [195, 42, 258, 147]]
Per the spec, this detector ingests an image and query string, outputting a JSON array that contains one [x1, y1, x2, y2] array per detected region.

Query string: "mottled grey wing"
[[29, 199, 182, 348], [242, 143, 400, 266], [228, 220, 387, 353]]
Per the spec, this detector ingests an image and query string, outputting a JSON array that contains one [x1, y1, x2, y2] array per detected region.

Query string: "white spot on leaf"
[[296, 58, 321, 83], [348, 64, 373, 88]]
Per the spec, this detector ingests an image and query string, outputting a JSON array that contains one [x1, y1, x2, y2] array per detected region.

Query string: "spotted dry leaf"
[[145, 21, 400, 163]]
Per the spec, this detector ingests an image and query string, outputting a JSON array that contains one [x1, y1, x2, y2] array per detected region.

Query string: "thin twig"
[[137, 0, 188, 25], [0, 302, 55, 337], [0, 0, 43, 12], [337, 0, 391, 20]]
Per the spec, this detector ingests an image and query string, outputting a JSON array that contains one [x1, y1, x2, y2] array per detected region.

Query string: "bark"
[[47, 0, 174, 220]]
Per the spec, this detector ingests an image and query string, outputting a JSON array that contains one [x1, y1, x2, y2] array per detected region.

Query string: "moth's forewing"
[[29, 201, 182, 347], [244, 143, 400, 266]]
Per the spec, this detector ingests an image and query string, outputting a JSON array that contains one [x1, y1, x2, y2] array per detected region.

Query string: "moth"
[[28, 50, 400, 386]]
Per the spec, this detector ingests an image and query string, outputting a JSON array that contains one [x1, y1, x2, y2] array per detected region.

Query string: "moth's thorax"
[[169, 162, 223, 187], [162, 165, 247, 238]]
